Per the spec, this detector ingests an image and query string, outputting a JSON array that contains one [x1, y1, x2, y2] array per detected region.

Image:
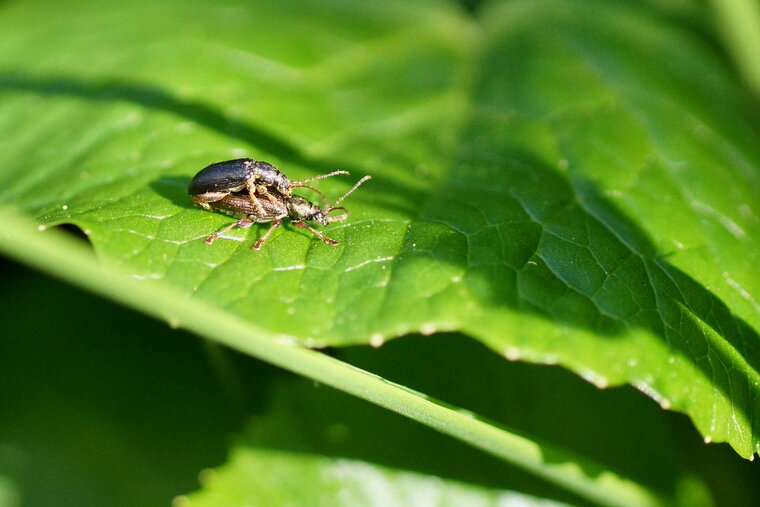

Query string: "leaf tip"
[[504, 346, 521, 361], [172, 496, 190, 507], [420, 322, 437, 336], [369, 333, 386, 348], [581, 369, 609, 389]]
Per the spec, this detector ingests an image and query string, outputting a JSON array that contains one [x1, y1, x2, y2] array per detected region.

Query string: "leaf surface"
[[1, 0, 759, 459], [184, 450, 569, 507]]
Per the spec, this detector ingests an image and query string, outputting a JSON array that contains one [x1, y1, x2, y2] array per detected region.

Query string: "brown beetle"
[[189, 162, 370, 250]]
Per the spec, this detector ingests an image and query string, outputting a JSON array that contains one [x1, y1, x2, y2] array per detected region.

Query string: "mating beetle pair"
[[189, 158, 370, 250]]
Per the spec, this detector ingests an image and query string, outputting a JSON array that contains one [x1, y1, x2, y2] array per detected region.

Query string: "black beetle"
[[189, 160, 371, 250], [189, 158, 348, 217]]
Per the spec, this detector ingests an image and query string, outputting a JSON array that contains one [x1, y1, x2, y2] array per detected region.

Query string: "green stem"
[[710, 0, 760, 96]]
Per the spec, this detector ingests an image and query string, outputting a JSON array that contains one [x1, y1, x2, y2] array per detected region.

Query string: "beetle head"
[[286, 196, 327, 225]]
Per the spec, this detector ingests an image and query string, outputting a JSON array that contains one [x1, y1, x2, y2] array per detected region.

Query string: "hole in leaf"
[[50, 223, 93, 247]]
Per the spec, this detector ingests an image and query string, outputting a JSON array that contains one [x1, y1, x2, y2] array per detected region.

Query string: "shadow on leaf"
[[415, 145, 760, 456]]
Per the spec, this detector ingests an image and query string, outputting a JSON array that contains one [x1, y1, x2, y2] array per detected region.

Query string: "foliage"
[[1, 0, 760, 505]]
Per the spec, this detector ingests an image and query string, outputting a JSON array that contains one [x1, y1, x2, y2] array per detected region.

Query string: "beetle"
[[188, 158, 348, 216], [193, 172, 372, 250]]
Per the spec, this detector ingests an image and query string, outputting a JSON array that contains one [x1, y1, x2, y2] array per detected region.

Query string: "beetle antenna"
[[331, 175, 371, 208], [295, 184, 328, 208], [323, 175, 371, 223], [291, 170, 350, 186], [325, 206, 348, 223]]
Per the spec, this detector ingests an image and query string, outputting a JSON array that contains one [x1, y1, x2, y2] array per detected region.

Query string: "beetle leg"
[[256, 184, 280, 204], [192, 191, 230, 210], [292, 221, 339, 246], [253, 218, 282, 250], [245, 181, 267, 215], [204, 218, 254, 245]]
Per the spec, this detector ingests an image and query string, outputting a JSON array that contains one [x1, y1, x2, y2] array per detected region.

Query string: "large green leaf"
[[183, 450, 569, 507], [1, 0, 759, 476]]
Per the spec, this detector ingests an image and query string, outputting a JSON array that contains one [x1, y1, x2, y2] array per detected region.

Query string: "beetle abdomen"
[[207, 193, 288, 222]]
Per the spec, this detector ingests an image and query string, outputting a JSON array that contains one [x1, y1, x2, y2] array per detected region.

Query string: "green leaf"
[[0, 0, 759, 491], [0, 474, 21, 507], [183, 450, 570, 507], [709, 0, 760, 95]]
